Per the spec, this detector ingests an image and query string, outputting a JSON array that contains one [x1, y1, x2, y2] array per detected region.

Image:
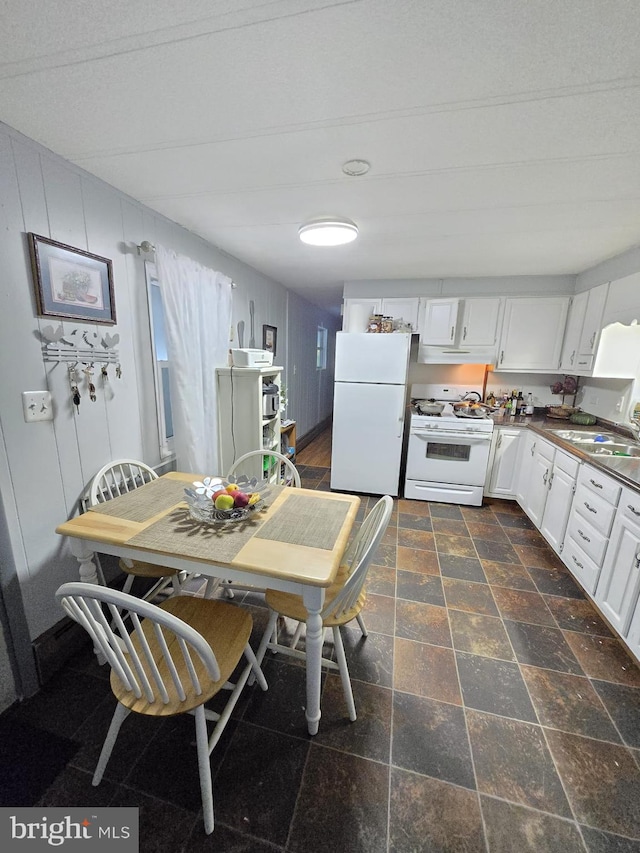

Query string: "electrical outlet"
[[22, 391, 53, 422]]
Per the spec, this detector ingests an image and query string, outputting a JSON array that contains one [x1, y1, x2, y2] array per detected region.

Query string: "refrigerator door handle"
[[397, 404, 405, 438]]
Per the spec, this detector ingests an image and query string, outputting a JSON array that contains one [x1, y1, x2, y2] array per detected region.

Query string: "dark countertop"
[[490, 412, 640, 492]]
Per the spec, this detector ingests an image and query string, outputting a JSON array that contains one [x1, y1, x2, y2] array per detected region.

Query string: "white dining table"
[[56, 471, 361, 735]]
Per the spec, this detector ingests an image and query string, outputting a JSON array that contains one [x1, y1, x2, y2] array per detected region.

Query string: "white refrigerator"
[[330, 332, 412, 496]]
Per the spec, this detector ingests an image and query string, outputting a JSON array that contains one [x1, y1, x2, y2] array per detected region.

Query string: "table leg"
[[69, 537, 101, 585], [302, 586, 325, 736]]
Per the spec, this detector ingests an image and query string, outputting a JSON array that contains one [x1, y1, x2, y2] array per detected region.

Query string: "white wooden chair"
[[88, 459, 183, 600], [205, 450, 301, 600], [55, 582, 268, 836], [253, 495, 393, 721], [227, 449, 301, 488]]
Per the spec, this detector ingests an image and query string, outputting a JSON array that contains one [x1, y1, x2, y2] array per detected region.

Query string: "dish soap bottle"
[[525, 392, 534, 415]]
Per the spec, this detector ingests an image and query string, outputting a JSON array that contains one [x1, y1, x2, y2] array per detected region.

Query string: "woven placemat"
[[126, 506, 267, 563], [255, 493, 351, 550], [89, 477, 189, 523]]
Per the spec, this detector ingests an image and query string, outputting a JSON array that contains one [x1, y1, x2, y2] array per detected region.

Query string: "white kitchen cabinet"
[[418, 298, 460, 345], [216, 365, 282, 481], [563, 464, 620, 594], [559, 291, 588, 372], [516, 430, 537, 508], [484, 427, 521, 498], [595, 490, 640, 635], [497, 297, 570, 371], [342, 299, 382, 332], [540, 449, 579, 555], [342, 297, 419, 332], [577, 282, 609, 364], [520, 437, 556, 528], [626, 585, 640, 660], [460, 298, 502, 347], [381, 298, 420, 331]]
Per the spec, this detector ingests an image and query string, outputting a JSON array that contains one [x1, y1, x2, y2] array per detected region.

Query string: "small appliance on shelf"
[[231, 348, 274, 368]]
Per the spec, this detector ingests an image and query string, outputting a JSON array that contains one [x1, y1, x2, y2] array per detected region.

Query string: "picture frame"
[[28, 233, 116, 325], [262, 324, 277, 356]]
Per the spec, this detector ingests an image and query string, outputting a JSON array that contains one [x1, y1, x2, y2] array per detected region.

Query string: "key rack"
[[39, 325, 120, 366]]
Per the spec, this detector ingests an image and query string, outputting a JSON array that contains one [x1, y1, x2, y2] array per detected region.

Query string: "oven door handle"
[[410, 431, 492, 442]]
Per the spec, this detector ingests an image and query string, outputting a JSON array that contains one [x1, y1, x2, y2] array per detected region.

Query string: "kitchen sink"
[[548, 429, 620, 443], [586, 444, 640, 458]]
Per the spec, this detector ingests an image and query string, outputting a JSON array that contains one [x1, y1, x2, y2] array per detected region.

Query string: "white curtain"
[[155, 244, 232, 474]]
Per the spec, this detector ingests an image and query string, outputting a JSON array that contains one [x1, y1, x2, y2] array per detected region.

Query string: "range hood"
[[417, 345, 496, 365]]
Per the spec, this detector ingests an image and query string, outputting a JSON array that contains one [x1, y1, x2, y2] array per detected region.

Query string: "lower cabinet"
[[484, 427, 521, 498], [540, 450, 579, 554], [516, 433, 578, 556], [563, 464, 620, 594], [594, 489, 640, 635], [521, 437, 556, 528]]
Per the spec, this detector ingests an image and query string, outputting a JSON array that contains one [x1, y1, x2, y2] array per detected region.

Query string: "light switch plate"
[[22, 391, 53, 422]]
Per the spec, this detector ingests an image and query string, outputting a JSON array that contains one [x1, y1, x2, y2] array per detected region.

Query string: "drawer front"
[[566, 514, 608, 566], [573, 483, 617, 537], [562, 536, 602, 595], [577, 465, 621, 506], [575, 354, 594, 371], [554, 448, 579, 479], [618, 486, 640, 525]]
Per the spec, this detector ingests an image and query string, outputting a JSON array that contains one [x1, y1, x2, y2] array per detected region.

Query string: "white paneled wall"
[[0, 122, 336, 667]]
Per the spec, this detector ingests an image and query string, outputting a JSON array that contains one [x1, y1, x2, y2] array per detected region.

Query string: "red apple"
[[211, 489, 227, 503], [231, 490, 249, 508]]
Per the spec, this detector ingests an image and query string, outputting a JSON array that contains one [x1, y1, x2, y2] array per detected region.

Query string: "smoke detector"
[[342, 159, 370, 177]]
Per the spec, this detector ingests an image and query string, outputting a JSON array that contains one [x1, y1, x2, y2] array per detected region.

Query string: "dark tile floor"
[[4, 461, 640, 852]]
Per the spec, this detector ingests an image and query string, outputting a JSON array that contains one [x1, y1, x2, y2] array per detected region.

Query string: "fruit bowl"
[[183, 476, 270, 525]]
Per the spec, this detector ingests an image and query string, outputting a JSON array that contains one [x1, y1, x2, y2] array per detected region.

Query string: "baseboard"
[[297, 417, 331, 453]]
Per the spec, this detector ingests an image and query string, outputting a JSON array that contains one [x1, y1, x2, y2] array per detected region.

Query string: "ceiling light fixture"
[[298, 217, 358, 246], [342, 159, 370, 177]]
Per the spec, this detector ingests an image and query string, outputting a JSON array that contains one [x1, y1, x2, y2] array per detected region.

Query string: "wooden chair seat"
[[118, 558, 181, 580], [111, 596, 252, 716], [264, 565, 366, 628]]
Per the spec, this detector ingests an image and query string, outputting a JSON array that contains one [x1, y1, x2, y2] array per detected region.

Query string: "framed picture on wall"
[[263, 324, 277, 356], [28, 233, 116, 325]]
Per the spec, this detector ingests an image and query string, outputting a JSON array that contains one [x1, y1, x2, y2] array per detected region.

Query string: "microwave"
[[262, 383, 280, 417]]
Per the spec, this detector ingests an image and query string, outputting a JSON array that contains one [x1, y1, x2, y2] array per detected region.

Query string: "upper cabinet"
[[497, 297, 570, 372], [418, 297, 501, 347], [560, 291, 588, 372], [460, 298, 502, 347], [342, 298, 419, 333], [418, 298, 459, 345]]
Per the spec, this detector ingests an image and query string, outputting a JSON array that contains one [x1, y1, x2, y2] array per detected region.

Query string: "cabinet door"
[[559, 292, 588, 372], [498, 298, 570, 371], [595, 512, 640, 635], [541, 466, 576, 554], [460, 298, 501, 346], [578, 282, 609, 357], [525, 440, 555, 528], [516, 431, 537, 508], [486, 429, 520, 497], [419, 298, 459, 345], [342, 299, 382, 333], [382, 298, 419, 331]]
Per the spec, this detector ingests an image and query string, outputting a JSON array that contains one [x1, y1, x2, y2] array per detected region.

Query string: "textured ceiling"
[[1, 0, 640, 311]]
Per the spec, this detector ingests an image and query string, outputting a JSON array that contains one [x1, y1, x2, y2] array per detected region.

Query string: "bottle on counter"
[[525, 392, 535, 415], [516, 391, 525, 415]]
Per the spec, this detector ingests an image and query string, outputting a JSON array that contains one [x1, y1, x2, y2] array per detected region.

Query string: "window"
[[316, 325, 327, 370], [145, 262, 174, 458]]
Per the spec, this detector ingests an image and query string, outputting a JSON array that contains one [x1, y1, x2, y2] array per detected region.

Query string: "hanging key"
[[89, 381, 96, 402], [72, 385, 81, 414], [101, 365, 108, 381], [116, 363, 122, 379]]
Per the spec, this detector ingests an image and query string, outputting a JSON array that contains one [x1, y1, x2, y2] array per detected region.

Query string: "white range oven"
[[404, 385, 494, 507]]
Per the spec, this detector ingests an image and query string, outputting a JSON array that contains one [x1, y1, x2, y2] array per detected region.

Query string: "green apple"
[[214, 493, 235, 510]]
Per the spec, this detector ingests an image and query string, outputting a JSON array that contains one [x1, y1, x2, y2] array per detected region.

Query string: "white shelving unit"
[[216, 365, 283, 481]]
